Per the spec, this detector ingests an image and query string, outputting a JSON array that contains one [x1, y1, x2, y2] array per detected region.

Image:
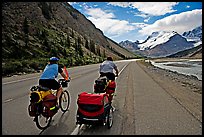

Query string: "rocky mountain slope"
[[2, 2, 137, 76], [167, 44, 202, 59]]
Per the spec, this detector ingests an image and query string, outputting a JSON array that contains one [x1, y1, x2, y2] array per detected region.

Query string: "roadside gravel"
[[136, 60, 202, 123]]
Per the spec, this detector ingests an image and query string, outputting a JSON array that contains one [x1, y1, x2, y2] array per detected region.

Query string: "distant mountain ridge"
[[119, 25, 202, 58], [182, 25, 202, 41], [167, 44, 202, 58]]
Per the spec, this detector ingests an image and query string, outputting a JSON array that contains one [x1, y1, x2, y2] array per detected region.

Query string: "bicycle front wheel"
[[59, 90, 70, 112]]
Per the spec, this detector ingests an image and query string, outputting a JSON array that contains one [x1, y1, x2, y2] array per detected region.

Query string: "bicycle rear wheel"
[[59, 90, 70, 112], [35, 114, 52, 130]]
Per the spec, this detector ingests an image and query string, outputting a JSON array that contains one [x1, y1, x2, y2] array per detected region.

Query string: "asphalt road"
[[2, 59, 202, 135]]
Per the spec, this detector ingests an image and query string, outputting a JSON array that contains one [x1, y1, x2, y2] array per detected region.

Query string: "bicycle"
[[28, 79, 70, 130]]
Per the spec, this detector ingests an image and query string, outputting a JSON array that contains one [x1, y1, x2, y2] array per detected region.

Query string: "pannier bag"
[[42, 94, 58, 117], [28, 86, 53, 117], [94, 76, 107, 93], [29, 86, 52, 103], [28, 102, 39, 117], [77, 92, 109, 117], [105, 80, 116, 102]]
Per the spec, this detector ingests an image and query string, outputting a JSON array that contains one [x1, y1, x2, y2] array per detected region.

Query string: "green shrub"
[[2, 61, 23, 76]]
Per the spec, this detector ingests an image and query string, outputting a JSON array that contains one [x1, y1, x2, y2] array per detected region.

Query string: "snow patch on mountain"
[[138, 31, 177, 50]]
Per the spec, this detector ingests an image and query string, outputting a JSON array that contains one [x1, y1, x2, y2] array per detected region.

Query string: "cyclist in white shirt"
[[99, 56, 119, 81]]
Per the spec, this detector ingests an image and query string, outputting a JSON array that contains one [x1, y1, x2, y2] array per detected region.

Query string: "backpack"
[[94, 76, 107, 93], [41, 94, 58, 118]]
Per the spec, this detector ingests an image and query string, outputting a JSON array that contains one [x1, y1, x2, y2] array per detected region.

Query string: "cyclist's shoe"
[[33, 117, 36, 122], [55, 103, 59, 110], [112, 106, 116, 112]]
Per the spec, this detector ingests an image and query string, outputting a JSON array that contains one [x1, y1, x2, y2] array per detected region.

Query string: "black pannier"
[[94, 76, 107, 93]]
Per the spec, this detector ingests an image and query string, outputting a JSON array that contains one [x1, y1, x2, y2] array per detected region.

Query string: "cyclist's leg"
[[50, 80, 61, 104], [56, 87, 63, 103], [109, 73, 115, 81]]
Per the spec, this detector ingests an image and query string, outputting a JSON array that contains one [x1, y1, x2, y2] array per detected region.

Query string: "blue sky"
[[69, 2, 202, 43]]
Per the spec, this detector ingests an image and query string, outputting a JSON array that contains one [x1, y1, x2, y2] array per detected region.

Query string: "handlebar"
[[58, 78, 70, 83], [58, 79, 70, 88]]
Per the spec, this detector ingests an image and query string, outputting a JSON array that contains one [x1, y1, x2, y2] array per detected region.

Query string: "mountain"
[[182, 25, 202, 41], [106, 37, 141, 59], [119, 28, 202, 58], [139, 31, 194, 57], [2, 2, 137, 76], [182, 25, 202, 47], [119, 40, 140, 51], [167, 44, 202, 59]]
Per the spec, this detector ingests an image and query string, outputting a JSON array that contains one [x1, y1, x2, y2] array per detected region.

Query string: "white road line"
[[4, 98, 13, 103], [2, 76, 40, 85], [2, 74, 82, 85], [118, 64, 128, 76], [70, 124, 84, 135]]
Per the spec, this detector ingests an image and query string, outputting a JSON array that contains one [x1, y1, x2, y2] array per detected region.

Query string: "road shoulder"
[[136, 60, 202, 123]]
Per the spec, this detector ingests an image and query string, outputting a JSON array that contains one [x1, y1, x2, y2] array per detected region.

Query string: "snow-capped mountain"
[[182, 25, 202, 47], [119, 30, 196, 58], [139, 31, 194, 57], [182, 25, 202, 41], [138, 31, 178, 50]]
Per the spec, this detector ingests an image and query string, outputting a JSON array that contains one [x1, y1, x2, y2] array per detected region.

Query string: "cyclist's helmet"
[[49, 57, 59, 61]]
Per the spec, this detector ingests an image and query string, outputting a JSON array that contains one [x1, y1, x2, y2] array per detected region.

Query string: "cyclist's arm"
[[60, 71, 67, 79], [114, 66, 119, 77], [58, 66, 67, 80]]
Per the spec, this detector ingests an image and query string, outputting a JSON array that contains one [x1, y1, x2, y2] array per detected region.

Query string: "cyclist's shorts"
[[39, 79, 60, 90], [100, 72, 115, 81]]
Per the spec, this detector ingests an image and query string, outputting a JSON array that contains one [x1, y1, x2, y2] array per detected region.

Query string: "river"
[[150, 59, 202, 81]]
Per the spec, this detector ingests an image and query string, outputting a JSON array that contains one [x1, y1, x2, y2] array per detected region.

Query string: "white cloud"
[[133, 13, 149, 18], [139, 9, 202, 35], [108, 2, 178, 16], [131, 2, 178, 16], [85, 8, 115, 19], [85, 7, 138, 37], [107, 2, 131, 8]]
